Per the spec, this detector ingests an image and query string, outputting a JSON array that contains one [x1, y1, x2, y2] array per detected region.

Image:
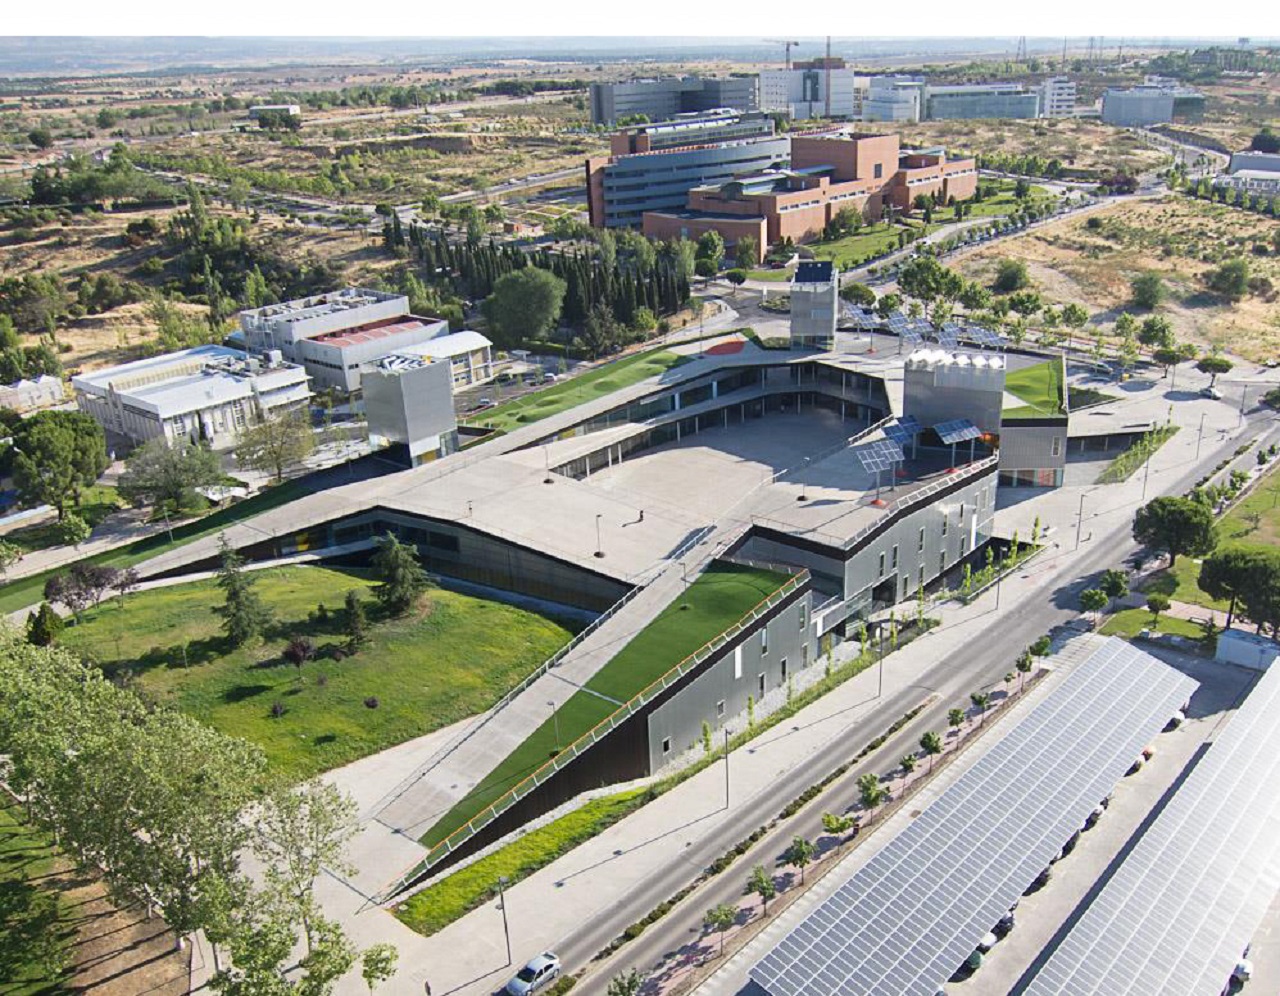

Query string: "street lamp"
[[594, 513, 604, 558], [547, 700, 560, 753], [496, 874, 512, 966]]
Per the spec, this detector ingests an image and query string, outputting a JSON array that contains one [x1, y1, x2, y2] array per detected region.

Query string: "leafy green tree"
[[344, 589, 369, 651], [28, 128, 53, 149], [607, 970, 645, 996], [748, 864, 777, 914], [1147, 593, 1171, 624], [900, 752, 918, 781], [724, 269, 748, 292], [54, 514, 90, 547], [970, 690, 991, 725], [993, 258, 1030, 293], [1138, 315, 1175, 351], [947, 708, 964, 733], [361, 944, 399, 995], [840, 282, 876, 306], [1133, 496, 1218, 567], [784, 835, 816, 884], [1099, 569, 1129, 611], [118, 438, 222, 511], [695, 230, 725, 270], [214, 535, 272, 646], [899, 255, 948, 304], [25, 602, 64, 646], [1080, 587, 1109, 618], [12, 411, 108, 519], [704, 903, 737, 956], [1131, 272, 1165, 310], [920, 730, 944, 772], [734, 236, 759, 270], [1015, 651, 1033, 693], [0, 539, 19, 578], [858, 772, 887, 821], [1060, 302, 1089, 347], [371, 532, 428, 615], [821, 811, 855, 847], [1196, 355, 1234, 386], [481, 268, 566, 346], [1199, 548, 1268, 628], [1206, 258, 1250, 301], [235, 411, 315, 483]]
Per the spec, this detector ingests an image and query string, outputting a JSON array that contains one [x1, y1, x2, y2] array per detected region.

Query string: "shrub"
[[364, 696, 380, 709], [270, 700, 286, 718]]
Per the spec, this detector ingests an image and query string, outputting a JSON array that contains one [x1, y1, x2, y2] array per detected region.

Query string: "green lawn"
[[1141, 461, 1280, 612], [0, 476, 313, 617], [58, 566, 575, 781], [420, 563, 790, 847], [461, 347, 686, 434], [810, 223, 916, 268], [1003, 359, 1065, 419], [4, 485, 125, 555], [1100, 607, 1208, 642], [0, 801, 73, 995], [746, 268, 792, 282]]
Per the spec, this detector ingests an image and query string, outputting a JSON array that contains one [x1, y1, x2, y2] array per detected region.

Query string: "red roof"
[[312, 320, 431, 350]]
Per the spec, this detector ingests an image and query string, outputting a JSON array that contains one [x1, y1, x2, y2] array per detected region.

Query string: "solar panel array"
[[750, 639, 1197, 996], [1024, 658, 1280, 996], [934, 418, 983, 445], [935, 326, 960, 349], [882, 417, 920, 447], [853, 438, 905, 474], [967, 325, 1006, 349], [841, 304, 879, 329], [901, 328, 924, 349]]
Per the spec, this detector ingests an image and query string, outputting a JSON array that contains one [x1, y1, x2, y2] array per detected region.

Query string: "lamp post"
[[496, 875, 512, 966], [877, 624, 885, 698], [723, 728, 730, 809], [1195, 412, 1206, 460], [1141, 447, 1153, 502], [594, 513, 604, 558], [547, 700, 560, 753]]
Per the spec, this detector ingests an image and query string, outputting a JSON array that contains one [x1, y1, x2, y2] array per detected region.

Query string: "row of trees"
[[0, 629, 397, 994]]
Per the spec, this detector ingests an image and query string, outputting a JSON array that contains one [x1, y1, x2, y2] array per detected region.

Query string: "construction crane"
[[765, 39, 801, 70]]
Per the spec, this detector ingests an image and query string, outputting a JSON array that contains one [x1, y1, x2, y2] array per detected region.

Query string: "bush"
[[1131, 273, 1165, 310], [993, 258, 1030, 293], [364, 696, 380, 709], [270, 700, 286, 718]]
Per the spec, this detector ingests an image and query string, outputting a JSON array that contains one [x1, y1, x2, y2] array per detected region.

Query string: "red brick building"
[[641, 131, 977, 264]]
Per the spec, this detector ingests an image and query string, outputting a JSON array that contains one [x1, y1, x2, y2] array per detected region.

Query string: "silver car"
[[505, 952, 561, 995]]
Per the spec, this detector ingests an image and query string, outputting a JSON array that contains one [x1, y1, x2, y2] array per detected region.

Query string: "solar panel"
[[968, 325, 1006, 348], [853, 439, 905, 474], [901, 329, 924, 348], [1024, 656, 1280, 996], [936, 327, 960, 349], [933, 418, 982, 445], [750, 639, 1197, 996], [882, 423, 915, 446]]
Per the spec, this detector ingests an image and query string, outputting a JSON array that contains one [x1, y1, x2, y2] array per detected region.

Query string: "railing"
[[377, 569, 810, 902]]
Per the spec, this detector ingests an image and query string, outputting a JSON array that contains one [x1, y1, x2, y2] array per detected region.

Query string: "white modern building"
[[72, 345, 311, 449], [1228, 150, 1280, 175], [0, 374, 64, 412], [759, 63, 869, 120], [1039, 77, 1077, 118], [862, 77, 926, 123], [364, 355, 459, 467], [298, 317, 451, 393], [1101, 82, 1206, 126], [385, 330, 495, 389]]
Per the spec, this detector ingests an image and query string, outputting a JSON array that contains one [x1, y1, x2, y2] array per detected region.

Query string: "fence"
[[378, 569, 810, 902]]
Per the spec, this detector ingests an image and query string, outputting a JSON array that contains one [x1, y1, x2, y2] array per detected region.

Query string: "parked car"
[[505, 952, 561, 995], [1201, 386, 1224, 400]]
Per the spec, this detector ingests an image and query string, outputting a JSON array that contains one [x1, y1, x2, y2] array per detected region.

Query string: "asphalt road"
[[547, 401, 1280, 995]]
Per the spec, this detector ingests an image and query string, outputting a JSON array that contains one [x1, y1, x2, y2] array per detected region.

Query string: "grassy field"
[[462, 347, 685, 433], [421, 563, 790, 847], [1142, 461, 1280, 612], [395, 787, 649, 936], [59, 566, 574, 781], [1100, 607, 1207, 642], [5, 486, 125, 555], [746, 267, 792, 282], [1003, 359, 1065, 419], [811, 222, 928, 269], [0, 801, 73, 995]]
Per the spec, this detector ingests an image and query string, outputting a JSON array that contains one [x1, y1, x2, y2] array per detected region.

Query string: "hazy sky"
[[5, 0, 1279, 41]]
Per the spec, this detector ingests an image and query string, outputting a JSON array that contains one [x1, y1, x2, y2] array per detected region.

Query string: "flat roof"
[[751, 638, 1197, 996], [240, 287, 403, 325], [312, 319, 433, 350], [72, 344, 244, 390], [1024, 658, 1280, 996], [393, 329, 491, 361]]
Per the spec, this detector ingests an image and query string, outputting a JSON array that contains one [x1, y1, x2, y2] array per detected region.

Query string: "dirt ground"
[[953, 194, 1280, 361]]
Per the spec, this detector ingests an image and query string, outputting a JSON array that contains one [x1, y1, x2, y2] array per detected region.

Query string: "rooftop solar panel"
[[882, 423, 916, 446], [750, 639, 1197, 996], [934, 418, 982, 445], [936, 328, 960, 349], [854, 439, 905, 474], [1024, 655, 1280, 996], [901, 329, 924, 348]]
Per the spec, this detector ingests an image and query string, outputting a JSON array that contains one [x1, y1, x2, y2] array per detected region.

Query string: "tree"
[[1251, 127, 1280, 154], [1014, 177, 1031, 200], [1200, 548, 1271, 629], [857, 772, 887, 821], [214, 535, 272, 646], [900, 752, 918, 783], [235, 411, 314, 484], [344, 589, 369, 651], [1131, 272, 1165, 310], [118, 438, 222, 511], [695, 230, 725, 271], [28, 128, 54, 150], [283, 635, 316, 677], [1015, 651, 1033, 693], [0, 539, 19, 579], [947, 708, 965, 735], [26, 602, 64, 646], [724, 269, 748, 292], [841, 282, 876, 306], [784, 835, 816, 885], [875, 292, 902, 319], [1196, 355, 1234, 386], [748, 863, 776, 914], [821, 811, 855, 849], [1133, 496, 1218, 567], [1080, 587, 1109, 619], [361, 944, 399, 995], [54, 514, 90, 548], [970, 691, 991, 725], [480, 268, 566, 347], [704, 903, 737, 957], [920, 730, 944, 772], [252, 780, 356, 955], [371, 532, 428, 615], [1099, 568, 1130, 612], [1138, 315, 1175, 352], [993, 258, 1030, 293], [1061, 302, 1089, 349], [12, 412, 108, 519], [1147, 593, 1171, 624], [735, 236, 759, 270], [899, 255, 948, 305], [607, 970, 645, 996], [1206, 258, 1251, 301]]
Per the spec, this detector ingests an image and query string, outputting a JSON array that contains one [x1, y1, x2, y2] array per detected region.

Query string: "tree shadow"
[[221, 683, 271, 704]]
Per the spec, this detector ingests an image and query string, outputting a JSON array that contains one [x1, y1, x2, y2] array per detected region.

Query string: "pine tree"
[[26, 602, 64, 646], [344, 589, 368, 652], [371, 533, 429, 616], [214, 535, 272, 646]]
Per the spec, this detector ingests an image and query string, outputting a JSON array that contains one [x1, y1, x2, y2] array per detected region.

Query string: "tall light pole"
[[547, 700, 560, 753], [1141, 447, 1153, 502], [1195, 412, 1206, 460], [1075, 491, 1088, 551], [594, 514, 604, 558], [723, 728, 730, 809], [877, 624, 885, 697], [496, 875, 512, 966]]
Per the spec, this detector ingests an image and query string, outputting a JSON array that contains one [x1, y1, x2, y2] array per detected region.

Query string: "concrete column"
[[712, 381, 719, 399], [674, 392, 682, 411]]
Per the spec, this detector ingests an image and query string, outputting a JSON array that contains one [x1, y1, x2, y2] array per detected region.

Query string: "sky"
[[4, 0, 1280, 42]]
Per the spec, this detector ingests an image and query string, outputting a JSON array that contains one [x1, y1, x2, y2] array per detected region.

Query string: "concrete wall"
[[903, 360, 1005, 434], [997, 419, 1069, 487], [790, 277, 840, 348], [364, 360, 457, 461], [646, 590, 814, 771]]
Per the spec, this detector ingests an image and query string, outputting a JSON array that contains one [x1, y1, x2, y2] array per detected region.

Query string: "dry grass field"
[[952, 194, 1280, 360]]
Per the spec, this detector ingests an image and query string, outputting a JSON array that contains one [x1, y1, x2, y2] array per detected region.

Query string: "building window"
[[874, 163, 883, 179], [1052, 436, 1063, 458], [901, 575, 909, 599], [662, 737, 671, 755], [717, 700, 725, 717], [758, 673, 766, 696], [941, 514, 948, 537], [761, 628, 769, 654], [878, 552, 886, 578], [918, 527, 926, 552], [781, 657, 788, 681], [940, 551, 947, 574], [891, 545, 899, 570], [799, 604, 807, 632], [919, 565, 925, 587]]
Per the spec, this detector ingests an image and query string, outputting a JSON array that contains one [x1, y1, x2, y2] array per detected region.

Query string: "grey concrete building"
[[790, 261, 840, 350], [923, 83, 1041, 121], [363, 355, 459, 467], [1101, 83, 1205, 126], [589, 76, 759, 125], [902, 349, 1006, 434]]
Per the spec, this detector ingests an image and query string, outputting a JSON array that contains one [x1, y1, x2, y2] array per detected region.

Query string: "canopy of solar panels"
[[1024, 657, 1280, 996], [749, 638, 1197, 996], [853, 438, 905, 474], [933, 418, 983, 445]]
